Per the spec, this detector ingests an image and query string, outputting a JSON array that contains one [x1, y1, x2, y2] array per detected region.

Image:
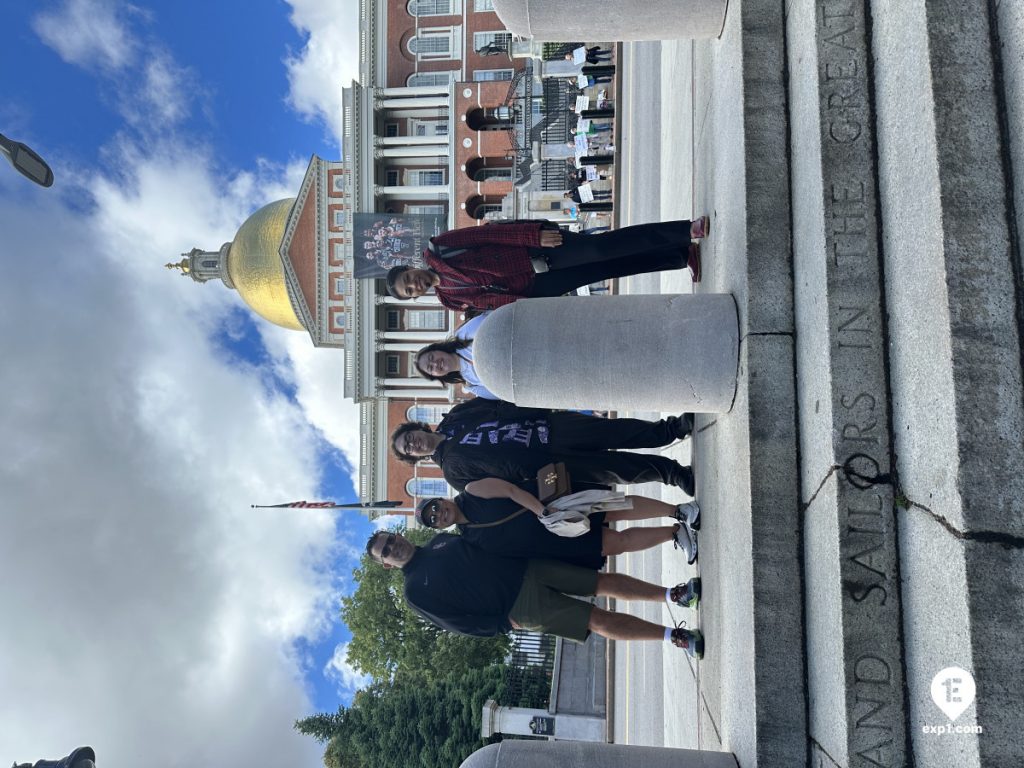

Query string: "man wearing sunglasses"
[[365, 530, 704, 658], [391, 399, 695, 494]]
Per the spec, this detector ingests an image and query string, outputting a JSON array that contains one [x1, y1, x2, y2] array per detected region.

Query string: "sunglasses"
[[379, 533, 397, 559], [424, 500, 441, 527]]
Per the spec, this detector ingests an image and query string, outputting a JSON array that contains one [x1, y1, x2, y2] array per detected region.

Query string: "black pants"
[[547, 412, 688, 486], [528, 220, 691, 297]]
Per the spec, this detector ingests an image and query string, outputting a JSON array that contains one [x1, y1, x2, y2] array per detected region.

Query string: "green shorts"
[[508, 560, 600, 643]]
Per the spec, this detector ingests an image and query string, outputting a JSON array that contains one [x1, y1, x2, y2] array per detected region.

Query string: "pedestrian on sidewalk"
[[385, 217, 710, 312], [415, 479, 701, 564], [366, 531, 704, 656], [565, 46, 614, 64], [390, 398, 697, 494], [565, 187, 613, 203]]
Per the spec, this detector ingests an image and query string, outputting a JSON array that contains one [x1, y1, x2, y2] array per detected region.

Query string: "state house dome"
[[227, 198, 303, 330], [170, 198, 304, 331]]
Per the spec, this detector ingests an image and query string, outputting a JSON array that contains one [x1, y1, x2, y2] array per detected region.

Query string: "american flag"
[[251, 500, 402, 510]]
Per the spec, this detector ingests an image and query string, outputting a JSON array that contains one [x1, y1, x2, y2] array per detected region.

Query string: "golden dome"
[[227, 198, 304, 331]]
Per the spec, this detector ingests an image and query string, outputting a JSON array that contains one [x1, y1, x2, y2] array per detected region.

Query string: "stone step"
[[869, 1, 1024, 766], [780, 0, 1024, 766], [690, 0, 808, 765], [786, 0, 909, 765]]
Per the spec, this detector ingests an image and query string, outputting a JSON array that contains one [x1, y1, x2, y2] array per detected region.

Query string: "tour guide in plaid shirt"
[[385, 217, 710, 312]]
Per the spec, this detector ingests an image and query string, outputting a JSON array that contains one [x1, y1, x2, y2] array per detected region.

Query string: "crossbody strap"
[[463, 506, 529, 529]]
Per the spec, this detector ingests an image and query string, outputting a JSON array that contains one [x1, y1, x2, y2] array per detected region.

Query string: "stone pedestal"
[[473, 294, 738, 413], [492, 0, 728, 41], [460, 740, 737, 768], [480, 700, 605, 741]]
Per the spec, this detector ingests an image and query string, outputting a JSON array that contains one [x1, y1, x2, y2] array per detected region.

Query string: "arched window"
[[409, 33, 452, 57], [202, 259, 218, 269], [406, 404, 451, 423], [408, 0, 452, 15], [407, 72, 454, 88], [406, 477, 454, 498]]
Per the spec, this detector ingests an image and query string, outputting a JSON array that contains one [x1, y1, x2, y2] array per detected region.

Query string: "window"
[[202, 259, 217, 269], [406, 405, 451, 423], [474, 166, 514, 181], [384, 123, 399, 137], [333, 277, 351, 295], [332, 209, 346, 228], [406, 477, 454, 498], [405, 204, 446, 214], [408, 0, 454, 15], [473, 69, 513, 82], [385, 169, 400, 186], [474, 0, 495, 10], [332, 242, 346, 261], [385, 309, 401, 330], [409, 169, 445, 186], [385, 354, 401, 374], [409, 28, 459, 60], [408, 71, 454, 88], [406, 309, 446, 329], [473, 31, 511, 53], [413, 120, 449, 137]]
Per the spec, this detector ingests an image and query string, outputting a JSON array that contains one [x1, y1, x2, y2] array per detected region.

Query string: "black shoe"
[[672, 465, 695, 496], [669, 413, 694, 440]]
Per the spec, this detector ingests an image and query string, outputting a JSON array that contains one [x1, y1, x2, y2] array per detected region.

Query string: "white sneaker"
[[673, 524, 698, 565], [675, 501, 701, 531]]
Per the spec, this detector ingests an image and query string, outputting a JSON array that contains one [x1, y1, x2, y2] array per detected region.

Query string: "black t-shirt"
[[456, 489, 606, 570], [403, 533, 527, 637]]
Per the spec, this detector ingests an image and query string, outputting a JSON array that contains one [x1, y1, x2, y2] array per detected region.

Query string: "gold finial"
[[165, 257, 191, 275]]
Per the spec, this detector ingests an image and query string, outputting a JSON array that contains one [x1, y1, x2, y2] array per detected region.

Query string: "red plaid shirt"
[[424, 222, 545, 311]]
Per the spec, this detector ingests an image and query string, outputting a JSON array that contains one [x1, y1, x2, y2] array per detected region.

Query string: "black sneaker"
[[669, 413, 694, 440], [670, 577, 701, 609], [671, 626, 704, 659], [671, 465, 695, 496]]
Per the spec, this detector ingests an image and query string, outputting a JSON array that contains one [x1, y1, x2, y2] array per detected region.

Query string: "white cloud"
[[0, 139, 363, 767], [32, 0, 137, 72], [33, 0, 196, 133], [324, 642, 372, 694], [283, 0, 360, 145]]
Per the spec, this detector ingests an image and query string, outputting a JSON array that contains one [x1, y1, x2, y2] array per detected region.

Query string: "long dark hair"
[[414, 338, 473, 384]]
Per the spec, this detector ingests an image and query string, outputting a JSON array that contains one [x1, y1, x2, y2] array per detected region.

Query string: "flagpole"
[[250, 500, 406, 515]]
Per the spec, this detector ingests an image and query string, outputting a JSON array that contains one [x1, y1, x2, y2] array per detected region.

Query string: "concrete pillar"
[[491, 0, 728, 41], [473, 295, 738, 413], [459, 740, 737, 768]]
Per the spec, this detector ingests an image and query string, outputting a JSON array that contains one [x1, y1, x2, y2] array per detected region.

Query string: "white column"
[[383, 343, 431, 352], [376, 145, 449, 158], [378, 96, 449, 109], [376, 185, 447, 198], [384, 377, 445, 388], [381, 388, 451, 400], [379, 295, 444, 306], [380, 330, 448, 341], [376, 135, 453, 146], [378, 85, 451, 98]]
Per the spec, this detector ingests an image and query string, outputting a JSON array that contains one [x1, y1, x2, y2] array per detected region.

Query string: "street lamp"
[[0, 132, 54, 187]]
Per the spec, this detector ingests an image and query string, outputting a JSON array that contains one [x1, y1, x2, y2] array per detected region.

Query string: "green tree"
[[297, 667, 505, 768], [341, 527, 509, 682]]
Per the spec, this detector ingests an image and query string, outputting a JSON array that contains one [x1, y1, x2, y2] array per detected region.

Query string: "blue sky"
[[0, 1, 386, 765]]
